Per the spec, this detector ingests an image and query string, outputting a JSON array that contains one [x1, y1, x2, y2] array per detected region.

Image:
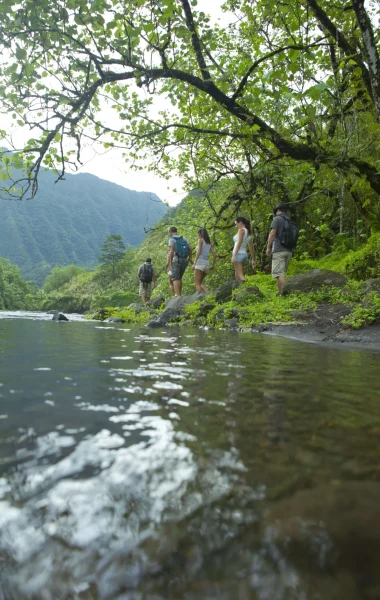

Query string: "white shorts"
[[195, 263, 210, 273]]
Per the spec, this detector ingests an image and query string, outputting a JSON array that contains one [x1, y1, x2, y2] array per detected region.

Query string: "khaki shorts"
[[139, 281, 152, 297], [195, 263, 210, 273], [171, 257, 188, 281], [272, 251, 292, 278]]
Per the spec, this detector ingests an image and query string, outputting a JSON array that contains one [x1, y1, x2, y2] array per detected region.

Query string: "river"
[[0, 312, 380, 599]]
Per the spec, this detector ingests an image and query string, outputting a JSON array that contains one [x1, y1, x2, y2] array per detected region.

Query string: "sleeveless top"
[[233, 228, 251, 254], [196, 241, 211, 265]]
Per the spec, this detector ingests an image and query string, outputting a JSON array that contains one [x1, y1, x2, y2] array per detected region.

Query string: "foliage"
[[98, 234, 126, 278], [43, 265, 87, 293], [341, 294, 380, 329], [0, 258, 37, 310], [88, 306, 151, 325], [92, 291, 139, 308]]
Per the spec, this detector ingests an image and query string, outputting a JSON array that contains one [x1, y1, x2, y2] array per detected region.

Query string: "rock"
[[180, 320, 193, 327], [231, 307, 248, 318], [146, 319, 166, 328], [165, 292, 207, 310], [223, 318, 239, 328], [159, 306, 186, 325], [52, 312, 68, 321], [233, 285, 264, 305], [198, 302, 215, 316], [146, 295, 165, 309], [105, 317, 126, 323], [214, 280, 243, 303], [284, 269, 347, 293], [128, 303, 148, 315], [364, 278, 380, 294]]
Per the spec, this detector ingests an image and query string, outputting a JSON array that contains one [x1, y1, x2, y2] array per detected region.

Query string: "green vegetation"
[[98, 234, 126, 278], [0, 258, 37, 310], [0, 170, 167, 285]]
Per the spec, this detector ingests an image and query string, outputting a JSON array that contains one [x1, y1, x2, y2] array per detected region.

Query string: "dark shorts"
[[171, 257, 188, 281]]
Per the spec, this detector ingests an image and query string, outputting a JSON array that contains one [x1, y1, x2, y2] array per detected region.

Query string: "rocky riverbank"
[[90, 269, 380, 350]]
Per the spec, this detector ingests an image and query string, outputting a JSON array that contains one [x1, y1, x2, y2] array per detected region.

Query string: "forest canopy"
[[0, 0, 379, 240]]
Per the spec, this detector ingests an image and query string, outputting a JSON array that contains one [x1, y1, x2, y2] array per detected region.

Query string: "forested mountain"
[[0, 170, 167, 284]]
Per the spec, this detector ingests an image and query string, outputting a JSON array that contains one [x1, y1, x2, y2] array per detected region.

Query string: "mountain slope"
[[0, 170, 167, 284]]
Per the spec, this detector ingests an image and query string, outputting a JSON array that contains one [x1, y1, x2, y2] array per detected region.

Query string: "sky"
[[0, 0, 226, 206]]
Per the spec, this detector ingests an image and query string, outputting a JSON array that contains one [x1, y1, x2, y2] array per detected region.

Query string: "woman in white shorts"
[[231, 217, 256, 281], [192, 228, 216, 292]]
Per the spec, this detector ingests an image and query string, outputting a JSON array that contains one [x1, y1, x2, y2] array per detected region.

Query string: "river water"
[[1, 312, 380, 600]]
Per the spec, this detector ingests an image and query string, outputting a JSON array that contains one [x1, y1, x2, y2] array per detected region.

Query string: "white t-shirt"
[[233, 228, 251, 254]]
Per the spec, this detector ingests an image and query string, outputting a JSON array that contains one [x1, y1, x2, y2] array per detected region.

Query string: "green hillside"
[[0, 169, 167, 285]]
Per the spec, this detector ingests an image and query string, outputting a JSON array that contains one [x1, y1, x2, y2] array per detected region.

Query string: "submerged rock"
[[285, 269, 347, 293], [52, 312, 69, 322]]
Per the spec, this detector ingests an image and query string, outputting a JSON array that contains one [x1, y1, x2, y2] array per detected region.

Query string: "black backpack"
[[279, 215, 299, 250], [139, 263, 153, 283]]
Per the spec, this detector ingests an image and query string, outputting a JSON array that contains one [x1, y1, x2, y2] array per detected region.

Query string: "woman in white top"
[[231, 216, 256, 281], [192, 228, 216, 292]]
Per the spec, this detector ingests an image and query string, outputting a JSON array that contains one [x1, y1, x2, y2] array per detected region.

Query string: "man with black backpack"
[[166, 226, 192, 297], [266, 203, 299, 296], [137, 257, 157, 303]]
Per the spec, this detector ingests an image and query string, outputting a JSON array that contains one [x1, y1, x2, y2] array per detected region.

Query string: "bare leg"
[[194, 269, 203, 292], [277, 276, 286, 295], [173, 279, 183, 296], [141, 296, 147, 304], [234, 262, 245, 281], [199, 271, 208, 292], [168, 275, 175, 296]]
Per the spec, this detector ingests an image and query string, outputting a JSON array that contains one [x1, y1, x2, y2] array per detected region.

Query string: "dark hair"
[[169, 226, 177, 233], [145, 257, 152, 263], [198, 228, 211, 244], [235, 216, 252, 235]]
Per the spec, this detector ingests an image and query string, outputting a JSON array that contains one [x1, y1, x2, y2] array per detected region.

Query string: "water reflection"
[[0, 317, 380, 598]]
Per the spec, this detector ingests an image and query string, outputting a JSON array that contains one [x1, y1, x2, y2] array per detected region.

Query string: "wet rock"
[[262, 481, 380, 573], [165, 292, 207, 310], [364, 278, 380, 294], [52, 312, 68, 321], [159, 306, 185, 325], [233, 285, 264, 305], [105, 317, 126, 323], [285, 269, 347, 293], [224, 318, 239, 328], [147, 319, 166, 328], [146, 295, 165, 309], [214, 280, 243, 303]]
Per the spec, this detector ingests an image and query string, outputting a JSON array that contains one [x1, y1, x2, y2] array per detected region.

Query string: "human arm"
[[153, 268, 157, 287], [248, 238, 256, 269], [192, 239, 202, 270], [231, 229, 244, 263], [210, 244, 216, 270], [166, 245, 175, 271], [266, 229, 277, 256]]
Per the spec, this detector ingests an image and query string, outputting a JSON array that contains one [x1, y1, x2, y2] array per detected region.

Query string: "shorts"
[[234, 252, 248, 264], [171, 257, 188, 281], [195, 263, 210, 273], [272, 251, 292, 278], [139, 281, 152, 297]]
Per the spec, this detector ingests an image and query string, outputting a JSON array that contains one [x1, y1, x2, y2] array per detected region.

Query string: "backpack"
[[172, 235, 190, 259], [139, 263, 153, 283], [279, 215, 299, 250]]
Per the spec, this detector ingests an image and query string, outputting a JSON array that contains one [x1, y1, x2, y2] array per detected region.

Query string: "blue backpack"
[[172, 235, 190, 258]]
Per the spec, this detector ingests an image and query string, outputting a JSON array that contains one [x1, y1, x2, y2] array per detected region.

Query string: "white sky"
[[0, 0, 226, 206]]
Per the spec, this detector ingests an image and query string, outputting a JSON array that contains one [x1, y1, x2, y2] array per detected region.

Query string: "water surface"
[[1, 313, 380, 599]]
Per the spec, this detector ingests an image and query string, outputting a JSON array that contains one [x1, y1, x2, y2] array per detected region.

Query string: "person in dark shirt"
[[266, 203, 293, 296]]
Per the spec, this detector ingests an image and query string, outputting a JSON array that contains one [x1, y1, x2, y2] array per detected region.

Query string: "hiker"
[[137, 257, 157, 303], [166, 226, 192, 297], [266, 202, 299, 296], [231, 217, 256, 281], [192, 228, 216, 292]]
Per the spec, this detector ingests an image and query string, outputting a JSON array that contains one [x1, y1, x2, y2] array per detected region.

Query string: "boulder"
[[233, 285, 264, 305], [214, 280, 243, 303], [105, 317, 126, 323], [284, 269, 347, 293], [146, 319, 166, 328], [146, 295, 165, 309], [231, 307, 248, 318], [128, 303, 149, 315], [52, 312, 68, 322], [158, 306, 186, 325], [224, 318, 239, 328], [198, 302, 215, 316], [364, 278, 380, 294], [165, 292, 207, 310]]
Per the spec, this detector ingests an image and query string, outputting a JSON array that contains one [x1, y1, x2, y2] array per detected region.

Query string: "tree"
[[0, 0, 379, 222], [98, 234, 126, 278]]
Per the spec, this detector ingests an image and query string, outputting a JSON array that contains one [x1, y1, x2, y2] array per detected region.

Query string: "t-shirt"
[[168, 235, 189, 260], [270, 213, 292, 253]]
